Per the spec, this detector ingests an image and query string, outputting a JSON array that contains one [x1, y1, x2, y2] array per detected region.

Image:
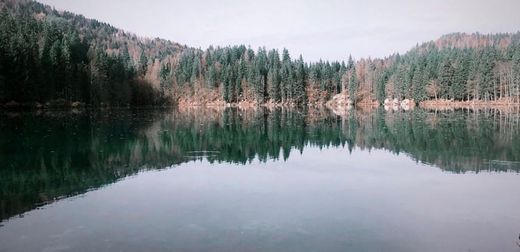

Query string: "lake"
[[1, 107, 519, 252]]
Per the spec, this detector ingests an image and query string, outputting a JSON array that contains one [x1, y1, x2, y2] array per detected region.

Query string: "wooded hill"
[[0, 0, 184, 107], [1, 0, 520, 107]]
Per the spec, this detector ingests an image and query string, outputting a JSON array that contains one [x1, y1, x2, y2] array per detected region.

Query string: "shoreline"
[[419, 99, 520, 111], [2, 99, 520, 112]]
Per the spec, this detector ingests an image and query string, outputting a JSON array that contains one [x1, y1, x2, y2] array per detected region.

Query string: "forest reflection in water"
[[1, 107, 520, 221]]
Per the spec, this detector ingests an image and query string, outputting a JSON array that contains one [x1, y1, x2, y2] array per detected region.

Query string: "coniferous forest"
[[0, 0, 181, 107], [1, 0, 520, 108]]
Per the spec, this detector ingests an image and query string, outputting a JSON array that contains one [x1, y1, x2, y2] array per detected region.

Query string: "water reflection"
[[1, 107, 519, 221]]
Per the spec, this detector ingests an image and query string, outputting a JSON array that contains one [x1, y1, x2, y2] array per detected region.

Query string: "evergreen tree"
[[190, 57, 201, 83], [452, 52, 469, 100], [206, 65, 217, 88], [349, 68, 359, 103], [512, 46, 520, 101], [376, 70, 389, 102], [439, 58, 455, 99], [280, 49, 292, 102], [411, 63, 426, 101], [159, 62, 171, 92], [61, 36, 73, 100], [267, 49, 281, 102], [222, 64, 233, 102], [478, 48, 496, 101], [294, 55, 307, 105], [139, 49, 148, 76], [267, 68, 281, 102], [254, 48, 268, 102]]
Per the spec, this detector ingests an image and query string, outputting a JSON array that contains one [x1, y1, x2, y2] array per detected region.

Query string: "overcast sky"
[[38, 0, 519, 62]]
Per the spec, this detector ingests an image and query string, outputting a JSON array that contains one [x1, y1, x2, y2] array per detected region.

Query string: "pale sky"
[[38, 0, 520, 62]]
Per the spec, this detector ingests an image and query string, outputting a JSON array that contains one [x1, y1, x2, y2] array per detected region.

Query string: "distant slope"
[[430, 32, 518, 50], [374, 32, 520, 104]]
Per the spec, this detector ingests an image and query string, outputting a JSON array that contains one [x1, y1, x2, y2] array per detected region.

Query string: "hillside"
[[168, 32, 520, 108], [0, 0, 519, 108], [369, 32, 520, 106], [0, 0, 185, 107]]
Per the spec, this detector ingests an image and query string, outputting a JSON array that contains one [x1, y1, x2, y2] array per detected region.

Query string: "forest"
[[1, 0, 520, 107], [173, 34, 520, 106], [0, 0, 181, 107]]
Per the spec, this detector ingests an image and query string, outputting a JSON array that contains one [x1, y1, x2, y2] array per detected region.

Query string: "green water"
[[0, 108, 519, 251]]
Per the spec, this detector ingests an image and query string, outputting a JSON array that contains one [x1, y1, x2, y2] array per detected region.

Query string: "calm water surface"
[[0, 108, 519, 252]]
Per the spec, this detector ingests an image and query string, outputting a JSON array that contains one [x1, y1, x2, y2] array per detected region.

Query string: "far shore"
[[419, 99, 520, 110], [2, 98, 520, 112]]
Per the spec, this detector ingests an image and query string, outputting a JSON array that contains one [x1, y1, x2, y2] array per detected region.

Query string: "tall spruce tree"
[[349, 68, 359, 103], [439, 58, 455, 99]]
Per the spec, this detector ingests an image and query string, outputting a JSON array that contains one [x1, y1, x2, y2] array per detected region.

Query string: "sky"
[[38, 0, 520, 62]]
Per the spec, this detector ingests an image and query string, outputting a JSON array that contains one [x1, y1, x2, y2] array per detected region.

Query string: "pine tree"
[[394, 65, 409, 100], [159, 62, 171, 92], [267, 68, 281, 102], [267, 49, 281, 102], [411, 63, 426, 101], [49, 40, 63, 99], [347, 55, 354, 70], [61, 36, 73, 101], [452, 52, 469, 100], [349, 68, 359, 103], [294, 55, 307, 105], [254, 48, 268, 102], [206, 65, 217, 88], [138, 49, 148, 76], [234, 72, 242, 101], [118, 45, 130, 69], [376, 70, 389, 102], [190, 57, 201, 83], [478, 48, 496, 101], [439, 58, 455, 99], [280, 49, 292, 102], [511, 46, 520, 101], [466, 50, 480, 100]]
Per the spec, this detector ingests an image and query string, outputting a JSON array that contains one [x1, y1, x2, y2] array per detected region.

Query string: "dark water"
[[1, 108, 520, 252]]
